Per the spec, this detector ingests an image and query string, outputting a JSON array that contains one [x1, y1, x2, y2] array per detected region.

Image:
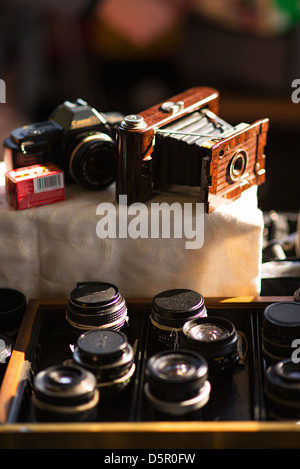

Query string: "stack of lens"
[[144, 349, 210, 417], [72, 329, 135, 398], [262, 302, 300, 365], [264, 359, 300, 419], [32, 364, 99, 422], [181, 316, 239, 384], [66, 282, 128, 338], [150, 289, 207, 352]]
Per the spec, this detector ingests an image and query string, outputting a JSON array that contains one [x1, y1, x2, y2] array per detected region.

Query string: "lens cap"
[[0, 288, 26, 335], [152, 289, 206, 327], [263, 302, 300, 341], [75, 330, 129, 364]]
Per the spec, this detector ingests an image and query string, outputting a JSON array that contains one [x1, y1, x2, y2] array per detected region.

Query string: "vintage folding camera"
[[116, 87, 269, 212], [3, 99, 123, 190]]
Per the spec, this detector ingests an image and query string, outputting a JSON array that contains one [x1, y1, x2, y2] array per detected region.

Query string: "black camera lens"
[[150, 289, 207, 351], [73, 329, 135, 397], [0, 332, 14, 381], [181, 316, 239, 383], [32, 364, 99, 422], [144, 350, 210, 417], [264, 359, 300, 419], [66, 282, 128, 338], [69, 132, 116, 190], [262, 302, 300, 364], [0, 288, 26, 338]]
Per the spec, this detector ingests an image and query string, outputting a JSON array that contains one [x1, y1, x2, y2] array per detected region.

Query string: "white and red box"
[[5, 163, 65, 210]]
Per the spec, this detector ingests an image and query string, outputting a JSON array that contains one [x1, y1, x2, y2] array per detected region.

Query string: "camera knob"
[[121, 115, 147, 130]]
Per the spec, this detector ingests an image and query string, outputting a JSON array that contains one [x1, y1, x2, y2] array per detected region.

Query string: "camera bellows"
[[66, 282, 128, 337], [32, 364, 99, 422], [144, 350, 210, 416]]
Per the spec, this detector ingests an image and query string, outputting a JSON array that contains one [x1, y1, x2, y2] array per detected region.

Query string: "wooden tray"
[[1, 295, 300, 449]]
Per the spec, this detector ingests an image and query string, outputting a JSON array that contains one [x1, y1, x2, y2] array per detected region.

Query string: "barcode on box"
[[34, 173, 64, 193]]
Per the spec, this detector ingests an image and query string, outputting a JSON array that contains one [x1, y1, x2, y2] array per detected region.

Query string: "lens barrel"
[[150, 289, 207, 351], [144, 349, 210, 417], [262, 302, 300, 364], [0, 288, 26, 338], [181, 316, 239, 383], [73, 329, 135, 397], [264, 359, 300, 419], [66, 282, 128, 338], [32, 364, 99, 422], [69, 132, 116, 190]]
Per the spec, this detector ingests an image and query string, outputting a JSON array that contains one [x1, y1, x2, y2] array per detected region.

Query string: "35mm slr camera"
[[3, 99, 123, 190]]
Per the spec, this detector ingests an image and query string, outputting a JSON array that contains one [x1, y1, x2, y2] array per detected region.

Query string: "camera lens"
[[73, 329, 135, 397], [264, 359, 300, 419], [32, 364, 99, 422], [262, 302, 300, 364], [66, 282, 128, 338], [0, 288, 26, 338], [150, 289, 207, 351], [181, 316, 239, 383], [0, 332, 14, 381], [144, 350, 210, 417], [69, 132, 116, 190]]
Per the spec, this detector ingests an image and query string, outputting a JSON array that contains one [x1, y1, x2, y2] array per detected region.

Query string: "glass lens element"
[[187, 323, 230, 342]]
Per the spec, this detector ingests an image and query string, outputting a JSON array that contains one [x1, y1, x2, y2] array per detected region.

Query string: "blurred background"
[[0, 0, 299, 212]]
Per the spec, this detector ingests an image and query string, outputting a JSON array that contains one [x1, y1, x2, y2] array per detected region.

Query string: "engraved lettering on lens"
[[0, 80, 5, 103]]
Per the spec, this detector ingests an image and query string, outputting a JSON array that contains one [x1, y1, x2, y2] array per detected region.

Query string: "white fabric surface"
[[0, 162, 264, 300]]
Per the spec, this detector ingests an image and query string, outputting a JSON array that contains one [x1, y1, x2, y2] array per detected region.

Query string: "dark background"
[[0, 0, 299, 212]]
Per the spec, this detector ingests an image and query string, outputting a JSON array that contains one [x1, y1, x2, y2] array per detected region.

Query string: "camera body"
[[3, 99, 122, 190], [116, 87, 269, 213]]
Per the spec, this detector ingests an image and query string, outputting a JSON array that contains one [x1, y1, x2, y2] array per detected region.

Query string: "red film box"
[[5, 163, 65, 210]]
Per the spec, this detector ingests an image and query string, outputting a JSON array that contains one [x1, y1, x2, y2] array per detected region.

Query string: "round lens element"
[[69, 132, 116, 190], [181, 316, 239, 383], [187, 323, 230, 342]]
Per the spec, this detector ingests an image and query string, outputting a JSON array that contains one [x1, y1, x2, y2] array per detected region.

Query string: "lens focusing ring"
[[66, 283, 128, 333]]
